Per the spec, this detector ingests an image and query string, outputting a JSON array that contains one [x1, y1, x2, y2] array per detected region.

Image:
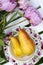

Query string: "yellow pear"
[[18, 29, 35, 56], [10, 36, 23, 58]]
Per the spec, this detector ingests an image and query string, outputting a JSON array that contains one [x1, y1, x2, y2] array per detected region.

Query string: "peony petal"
[[0, 0, 17, 12], [0, 0, 9, 3], [24, 6, 42, 26], [0, 2, 9, 10], [30, 12, 41, 25], [6, 2, 17, 12]]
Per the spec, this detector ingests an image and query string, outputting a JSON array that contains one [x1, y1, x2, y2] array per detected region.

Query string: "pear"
[[10, 36, 23, 58], [18, 29, 35, 56]]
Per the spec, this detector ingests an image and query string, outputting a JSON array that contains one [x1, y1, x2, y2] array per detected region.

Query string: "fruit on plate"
[[10, 36, 23, 58], [18, 29, 35, 56]]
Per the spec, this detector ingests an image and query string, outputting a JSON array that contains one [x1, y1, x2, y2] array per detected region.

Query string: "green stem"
[[5, 19, 27, 29], [6, 16, 23, 26], [7, 11, 18, 24], [5, 11, 24, 26], [2, 15, 6, 30], [1, 60, 8, 65]]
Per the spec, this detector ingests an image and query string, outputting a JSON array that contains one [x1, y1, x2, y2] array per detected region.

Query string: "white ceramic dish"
[[4, 27, 42, 65]]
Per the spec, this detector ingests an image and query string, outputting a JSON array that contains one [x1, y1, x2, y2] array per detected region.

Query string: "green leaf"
[[8, 11, 18, 22], [0, 47, 8, 65], [0, 63, 2, 65], [0, 46, 2, 51], [0, 47, 6, 59], [35, 57, 43, 65], [0, 34, 6, 39], [0, 58, 5, 62], [0, 39, 4, 46], [1, 60, 8, 65], [0, 34, 4, 39], [18, 11, 24, 17], [6, 11, 24, 26], [0, 11, 9, 33], [2, 15, 6, 31], [0, 11, 8, 22]]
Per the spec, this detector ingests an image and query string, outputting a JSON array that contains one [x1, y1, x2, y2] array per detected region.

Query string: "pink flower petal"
[[0, 0, 9, 3], [0, 2, 9, 10], [6, 2, 17, 12], [0, 0, 17, 12], [24, 6, 42, 26]]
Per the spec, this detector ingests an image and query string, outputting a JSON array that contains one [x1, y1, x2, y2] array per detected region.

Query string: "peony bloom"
[[24, 6, 42, 26], [18, 0, 42, 26], [0, 0, 17, 12]]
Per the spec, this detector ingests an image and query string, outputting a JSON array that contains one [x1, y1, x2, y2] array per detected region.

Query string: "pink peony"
[[18, 0, 42, 26], [24, 6, 42, 26], [0, 0, 17, 12]]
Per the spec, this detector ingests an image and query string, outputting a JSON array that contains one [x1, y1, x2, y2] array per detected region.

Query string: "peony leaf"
[[6, 11, 24, 25], [0, 46, 2, 51], [8, 11, 18, 22], [0, 39, 4, 46], [35, 57, 43, 65], [0, 58, 5, 62]]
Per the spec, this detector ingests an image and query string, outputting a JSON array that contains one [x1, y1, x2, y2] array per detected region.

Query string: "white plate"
[[4, 27, 42, 65]]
